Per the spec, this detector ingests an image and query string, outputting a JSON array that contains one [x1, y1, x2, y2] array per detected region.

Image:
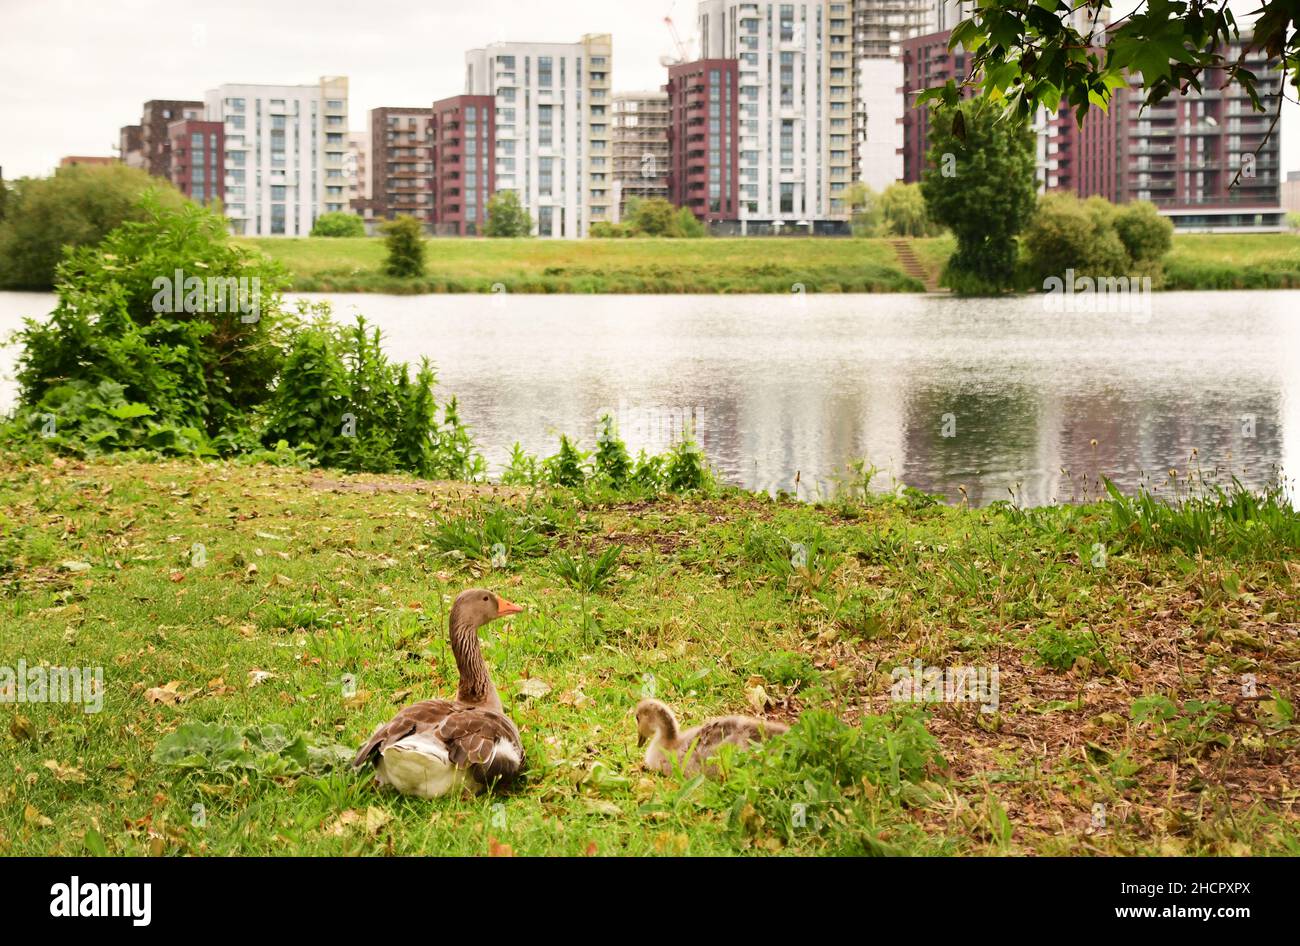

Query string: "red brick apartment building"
[[365, 107, 436, 225], [898, 32, 971, 183], [122, 100, 204, 178], [665, 59, 740, 223], [167, 120, 224, 206], [900, 29, 1284, 230], [431, 95, 495, 236]]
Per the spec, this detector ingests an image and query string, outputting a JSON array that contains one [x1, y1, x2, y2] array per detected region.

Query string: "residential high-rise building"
[[366, 107, 435, 225], [464, 33, 613, 237], [1075, 41, 1285, 231], [902, 23, 1284, 231], [136, 100, 204, 178], [204, 76, 349, 236], [167, 120, 224, 206], [432, 94, 496, 236], [697, 0, 853, 232], [666, 60, 740, 224], [611, 91, 670, 218], [851, 0, 929, 187], [345, 131, 370, 211], [897, 29, 970, 183], [118, 125, 144, 169]]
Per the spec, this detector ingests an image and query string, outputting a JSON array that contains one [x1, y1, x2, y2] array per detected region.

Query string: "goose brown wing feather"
[[351, 700, 457, 768], [353, 700, 525, 786]]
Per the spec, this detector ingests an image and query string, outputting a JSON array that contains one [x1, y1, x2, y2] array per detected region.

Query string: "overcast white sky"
[[0, 0, 1294, 179]]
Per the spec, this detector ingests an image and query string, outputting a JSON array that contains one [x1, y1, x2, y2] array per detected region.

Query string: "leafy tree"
[[845, 183, 882, 237], [311, 211, 366, 237], [379, 214, 426, 278], [879, 183, 939, 237], [0, 176, 9, 222], [0, 164, 186, 290], [928, 3, 1296, 160], [921, 100, 1037, 294], [485, 190, 533, 237]]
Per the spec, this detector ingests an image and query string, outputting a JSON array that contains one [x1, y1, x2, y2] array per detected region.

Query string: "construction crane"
[[659, 5, 691, 67]]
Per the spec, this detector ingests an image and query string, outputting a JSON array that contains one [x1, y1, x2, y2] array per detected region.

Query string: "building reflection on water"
[[1, 289, 1296, 507]]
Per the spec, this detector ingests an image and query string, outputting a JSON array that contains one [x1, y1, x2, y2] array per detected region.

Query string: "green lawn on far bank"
[[239, 236, 930, 294], [240, 231, 1300, 294], [1, 458, 1297, 855]]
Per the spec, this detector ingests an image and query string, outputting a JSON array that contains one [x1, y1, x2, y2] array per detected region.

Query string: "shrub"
[[1022, 192, 1130, 286], [6, 196, 484, 479], [261, 313, 484, 479], [11, 198, 290, 449], [310, 211, 366, 237], [589, 222, 632, 239], [379, 215, 426, 278], [1113, 200, 1173, 264], [0, 164, 187, 290]]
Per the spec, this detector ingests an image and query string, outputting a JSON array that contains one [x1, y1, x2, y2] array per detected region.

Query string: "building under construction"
[[611, 91, 670, 220]]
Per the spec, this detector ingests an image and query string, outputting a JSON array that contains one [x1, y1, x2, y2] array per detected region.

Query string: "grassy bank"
[[241, 232, 1300, 295], [1164, 233, 1300, 289], [239, 236, 929, 294], [2, 458, 1296, 855]]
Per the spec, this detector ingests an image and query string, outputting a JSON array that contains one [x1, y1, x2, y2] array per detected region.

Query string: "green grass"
[[242, 231, 1300, 294], [1163, 232, 1300, 289], [240, 236, 929, 294], [2, 458, 1297, 855]]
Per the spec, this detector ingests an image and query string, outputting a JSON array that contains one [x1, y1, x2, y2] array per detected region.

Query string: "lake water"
[[2, 290, 1298, 506]]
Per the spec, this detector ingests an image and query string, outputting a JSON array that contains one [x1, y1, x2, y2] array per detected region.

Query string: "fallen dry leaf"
[[365, 806, 392, 836], [517, 678, 552, 699], [145, 681, 183, 706], [43, 760, 88, 783]]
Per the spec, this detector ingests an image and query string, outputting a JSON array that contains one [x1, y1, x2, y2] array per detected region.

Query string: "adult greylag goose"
[[352, 588, 525, 798], [634, 698, 789, 776]]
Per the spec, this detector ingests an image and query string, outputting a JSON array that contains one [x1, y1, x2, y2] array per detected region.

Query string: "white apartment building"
[[856, 58, 904, 191], [345, 130, 370, 208], [204, 76, 349, 236], [697, 1, 853, 231], [465, 34, 613, 237], [851, 1, 929, 188]]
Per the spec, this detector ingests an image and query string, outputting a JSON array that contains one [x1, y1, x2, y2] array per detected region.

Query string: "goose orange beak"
[[495, 594, 524, 617]]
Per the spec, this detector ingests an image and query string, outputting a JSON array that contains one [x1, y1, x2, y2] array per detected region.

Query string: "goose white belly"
[[374, 730, 523, 798]]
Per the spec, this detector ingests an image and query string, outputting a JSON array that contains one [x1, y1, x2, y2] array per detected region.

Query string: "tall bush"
[[311, 211, 366, 237], [0, 164, 187, 290], [380, 215, 426, 278]]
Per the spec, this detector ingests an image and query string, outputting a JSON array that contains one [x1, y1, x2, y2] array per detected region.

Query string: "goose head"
[[452, 588, 524, 631], [634, 698, 678, 747]]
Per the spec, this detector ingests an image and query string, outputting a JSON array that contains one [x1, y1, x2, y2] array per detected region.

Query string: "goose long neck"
[[656, 707, 680, 747], [450, 608, 498, 710]]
